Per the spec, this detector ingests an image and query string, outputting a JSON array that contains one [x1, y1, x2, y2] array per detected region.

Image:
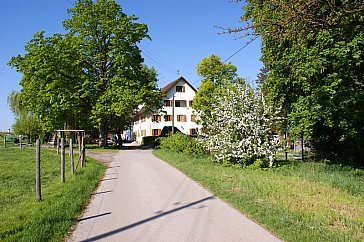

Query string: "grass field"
[[0, 145, 106, 241], [154, 149, 364, 242]]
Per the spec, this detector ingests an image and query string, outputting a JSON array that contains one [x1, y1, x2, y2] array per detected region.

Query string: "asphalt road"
[[67, 149, 282, 242]]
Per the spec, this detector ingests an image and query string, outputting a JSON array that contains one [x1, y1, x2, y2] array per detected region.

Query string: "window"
[[152, 129, 161, 136], [175, 101, 181, 107], [152, 115, 161, 122], [189, 100, 193, 107], [164, 115, 173, 122], [177, 115, 187, 122], [140, 116, 146, 123], [190, 128, 198, 136], [163, 100, 172, 107], [176, 86, 185, 92], [141, 130, 146, 136], [191, 115, 196, 122]]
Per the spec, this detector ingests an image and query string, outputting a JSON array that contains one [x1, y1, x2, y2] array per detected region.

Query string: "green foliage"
[[8, 0, 162, 147], [240, 1, 364, 165], [247, 158, 270, 169], [0, 147, 106, 241], [159, 133, 205, 156], [8, 32, 90, 131], [193, 54, 243, 122], [141, 136, 160, 148], [7, 91, 43, 141], [155, 149, 364, 242]]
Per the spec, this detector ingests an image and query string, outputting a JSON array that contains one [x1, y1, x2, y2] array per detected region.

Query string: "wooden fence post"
[[61, 137, 65, 183], [36, 138, 41, 200], [78, 133, 81, 161], [4, 135, 6, 148], [82, 136, 86, 167], [57, 136, 60, 155], [70, 138, 74, 174]]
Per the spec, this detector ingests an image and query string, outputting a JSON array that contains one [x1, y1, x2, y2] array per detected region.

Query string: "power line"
[[139, 45, 177, 72], [66, 0, 74, 6], [222, 36, 258, 63], [191, 37, 259, 86]]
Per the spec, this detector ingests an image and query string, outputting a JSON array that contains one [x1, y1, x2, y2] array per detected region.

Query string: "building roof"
[[161, 76, 197, 94]]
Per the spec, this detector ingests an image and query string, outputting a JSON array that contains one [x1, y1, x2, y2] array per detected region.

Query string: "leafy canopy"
[[235, 0, 364, 164], [193, 54, 243, 123], [9, 0, 162, 146]]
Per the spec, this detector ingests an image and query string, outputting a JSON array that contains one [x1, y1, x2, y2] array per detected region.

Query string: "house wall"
[[133, 78, 200, 143]]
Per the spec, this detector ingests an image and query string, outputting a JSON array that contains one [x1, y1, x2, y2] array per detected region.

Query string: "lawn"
[[154, 149, 364, 242], [0, 145, 106, 242]]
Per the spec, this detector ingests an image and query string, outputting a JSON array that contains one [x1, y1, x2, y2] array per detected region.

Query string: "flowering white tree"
[[198, 83, 280, 166]]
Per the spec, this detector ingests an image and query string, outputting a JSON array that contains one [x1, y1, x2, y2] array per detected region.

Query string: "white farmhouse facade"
[[133, 76, 200, 143]]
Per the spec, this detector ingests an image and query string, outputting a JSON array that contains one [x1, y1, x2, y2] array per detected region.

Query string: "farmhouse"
[[133, 76, 200, 143]]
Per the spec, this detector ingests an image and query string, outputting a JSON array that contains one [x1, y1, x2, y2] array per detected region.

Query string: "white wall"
[[133, 78, 200, 143]]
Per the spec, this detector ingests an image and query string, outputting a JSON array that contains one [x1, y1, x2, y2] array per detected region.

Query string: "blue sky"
[[0, 0, 263, 132]]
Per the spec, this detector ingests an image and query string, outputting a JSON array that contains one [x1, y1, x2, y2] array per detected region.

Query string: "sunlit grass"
[[0, 146, 106, 241], [154, 149, 364, 242]]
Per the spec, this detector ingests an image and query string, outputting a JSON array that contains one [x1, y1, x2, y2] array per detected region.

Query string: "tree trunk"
[[98, 123, 106, 148]]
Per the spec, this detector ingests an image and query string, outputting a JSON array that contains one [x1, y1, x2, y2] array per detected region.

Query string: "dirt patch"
[[87, 152, 118, 166], [330, 204, 360, 217]]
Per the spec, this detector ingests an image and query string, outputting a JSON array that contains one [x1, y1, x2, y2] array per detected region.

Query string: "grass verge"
[[154, 149, 364, 242], [0, 146, 106, 241]]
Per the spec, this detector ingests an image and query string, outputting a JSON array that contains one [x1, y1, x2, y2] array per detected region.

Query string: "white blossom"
[[198, 83, 281, 166]]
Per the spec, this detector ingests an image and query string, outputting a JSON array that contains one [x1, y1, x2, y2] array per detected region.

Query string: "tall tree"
[[232, 0, 364, 164], [9, 32, 91, 131], [9, 0, 162, 147], [193, 54, 243, 127], [255, 66, 268, 86]]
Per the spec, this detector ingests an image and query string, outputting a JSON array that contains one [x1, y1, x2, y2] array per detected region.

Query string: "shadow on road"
[[78, 212, 112, 222], [80, 196, 215, 242]]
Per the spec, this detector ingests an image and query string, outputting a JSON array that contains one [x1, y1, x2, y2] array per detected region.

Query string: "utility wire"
[[222, 36, 258, 63], [66, 0, 74, 6], [140, 46, 177, 74], [191, 36, 258, 86]]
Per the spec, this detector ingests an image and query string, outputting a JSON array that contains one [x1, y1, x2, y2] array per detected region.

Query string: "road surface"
[[67, 149, 282, 242]]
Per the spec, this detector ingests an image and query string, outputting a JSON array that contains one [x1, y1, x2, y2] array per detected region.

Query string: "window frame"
[[176, 86, 185, 92]]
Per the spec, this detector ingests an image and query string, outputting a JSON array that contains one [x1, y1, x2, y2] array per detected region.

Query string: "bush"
[[142, 136, 160, 148], [159, 133, 205, 156], [247, 158, 270, 169], [198, 83, 280, 165]]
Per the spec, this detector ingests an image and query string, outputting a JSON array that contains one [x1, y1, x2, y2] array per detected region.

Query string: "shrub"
[[141, 136, 160, 148], [198, 83, 281, 166], [247, 158, 270, 169], [159, 133, 205, 156]]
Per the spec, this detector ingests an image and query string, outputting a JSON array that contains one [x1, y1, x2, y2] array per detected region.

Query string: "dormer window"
[[176, 86, 185, 92]]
